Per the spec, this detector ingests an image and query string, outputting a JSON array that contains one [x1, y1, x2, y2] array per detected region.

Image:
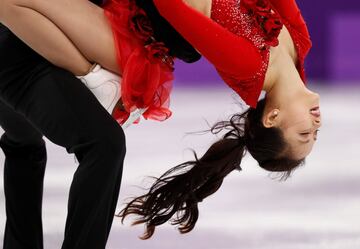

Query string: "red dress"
[[152, 0, 312, 108], [102, 0, 175, 126], [210, 0, 312, 108], [102, 0, 312, 126]]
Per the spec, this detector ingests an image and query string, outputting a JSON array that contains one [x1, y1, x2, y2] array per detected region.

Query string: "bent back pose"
[[0, 0, 322, 239], [119, 0, 323, 238]]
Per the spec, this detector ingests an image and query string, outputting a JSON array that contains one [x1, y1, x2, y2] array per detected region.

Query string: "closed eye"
[[300, 129, 320, 136], [299, 129, 320, 141]]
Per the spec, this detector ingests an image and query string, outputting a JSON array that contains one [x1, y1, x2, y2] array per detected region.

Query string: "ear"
[[262, 109, 280, 128]]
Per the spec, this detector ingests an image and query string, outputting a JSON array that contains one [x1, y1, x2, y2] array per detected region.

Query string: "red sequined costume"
[[102, 0, 312, 126], [210, 0, 312, 108]]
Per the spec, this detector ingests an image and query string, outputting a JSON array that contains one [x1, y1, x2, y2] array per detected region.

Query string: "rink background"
[[1, 0, 360, 247], [0, 83, 359, 249]]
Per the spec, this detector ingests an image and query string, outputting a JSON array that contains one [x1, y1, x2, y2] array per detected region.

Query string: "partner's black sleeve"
[[0, 23, 44, 70]]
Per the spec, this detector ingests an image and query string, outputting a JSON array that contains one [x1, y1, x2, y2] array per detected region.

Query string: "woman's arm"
[[153, 0, 262, 79], [269, 0, 310, 39]]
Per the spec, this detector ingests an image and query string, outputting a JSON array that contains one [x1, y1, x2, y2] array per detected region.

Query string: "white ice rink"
[[1, 84, 360, 249]]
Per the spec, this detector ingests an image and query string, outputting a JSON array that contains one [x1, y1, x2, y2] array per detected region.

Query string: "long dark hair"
[[116, 97, 305, 239], [134, 0, 202, 63]]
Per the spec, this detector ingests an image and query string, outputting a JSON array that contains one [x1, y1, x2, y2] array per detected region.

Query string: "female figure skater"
[[0, 0, 322, 239]]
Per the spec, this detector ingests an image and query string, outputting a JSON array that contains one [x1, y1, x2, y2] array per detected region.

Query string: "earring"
[[274, 111, 278, 115]]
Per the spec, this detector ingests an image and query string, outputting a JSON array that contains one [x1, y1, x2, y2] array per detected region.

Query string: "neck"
[[263, 54, 306, 108]]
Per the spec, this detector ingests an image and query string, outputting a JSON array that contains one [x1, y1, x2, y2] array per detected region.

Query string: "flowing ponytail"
[[117, 98, 304, 239]]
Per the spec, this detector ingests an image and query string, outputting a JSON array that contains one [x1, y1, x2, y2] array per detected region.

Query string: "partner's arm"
[[153, 0, 262, 79]]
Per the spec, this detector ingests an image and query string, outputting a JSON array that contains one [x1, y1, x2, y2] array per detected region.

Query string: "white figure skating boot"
[[76, 63, 148, 129], [76, 63, 121, 115]]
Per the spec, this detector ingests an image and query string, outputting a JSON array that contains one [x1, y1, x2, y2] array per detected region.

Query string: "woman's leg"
[[0, 0, 120, 75], [0, 3, 93, 75]]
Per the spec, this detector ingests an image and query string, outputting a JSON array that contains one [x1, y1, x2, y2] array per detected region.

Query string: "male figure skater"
[[0, 0, 126, 248]]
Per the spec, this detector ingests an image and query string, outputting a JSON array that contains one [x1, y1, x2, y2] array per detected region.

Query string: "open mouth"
[[310, 106, 321, 117]]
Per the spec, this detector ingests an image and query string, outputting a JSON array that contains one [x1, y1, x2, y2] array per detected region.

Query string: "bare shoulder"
[[183, 0, 212, 17]]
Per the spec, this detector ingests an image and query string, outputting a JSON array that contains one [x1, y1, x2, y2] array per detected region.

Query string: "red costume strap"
[[269, 0, 310, 40], [153, 0, 262, 80], [268, 0, 312, 83]]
